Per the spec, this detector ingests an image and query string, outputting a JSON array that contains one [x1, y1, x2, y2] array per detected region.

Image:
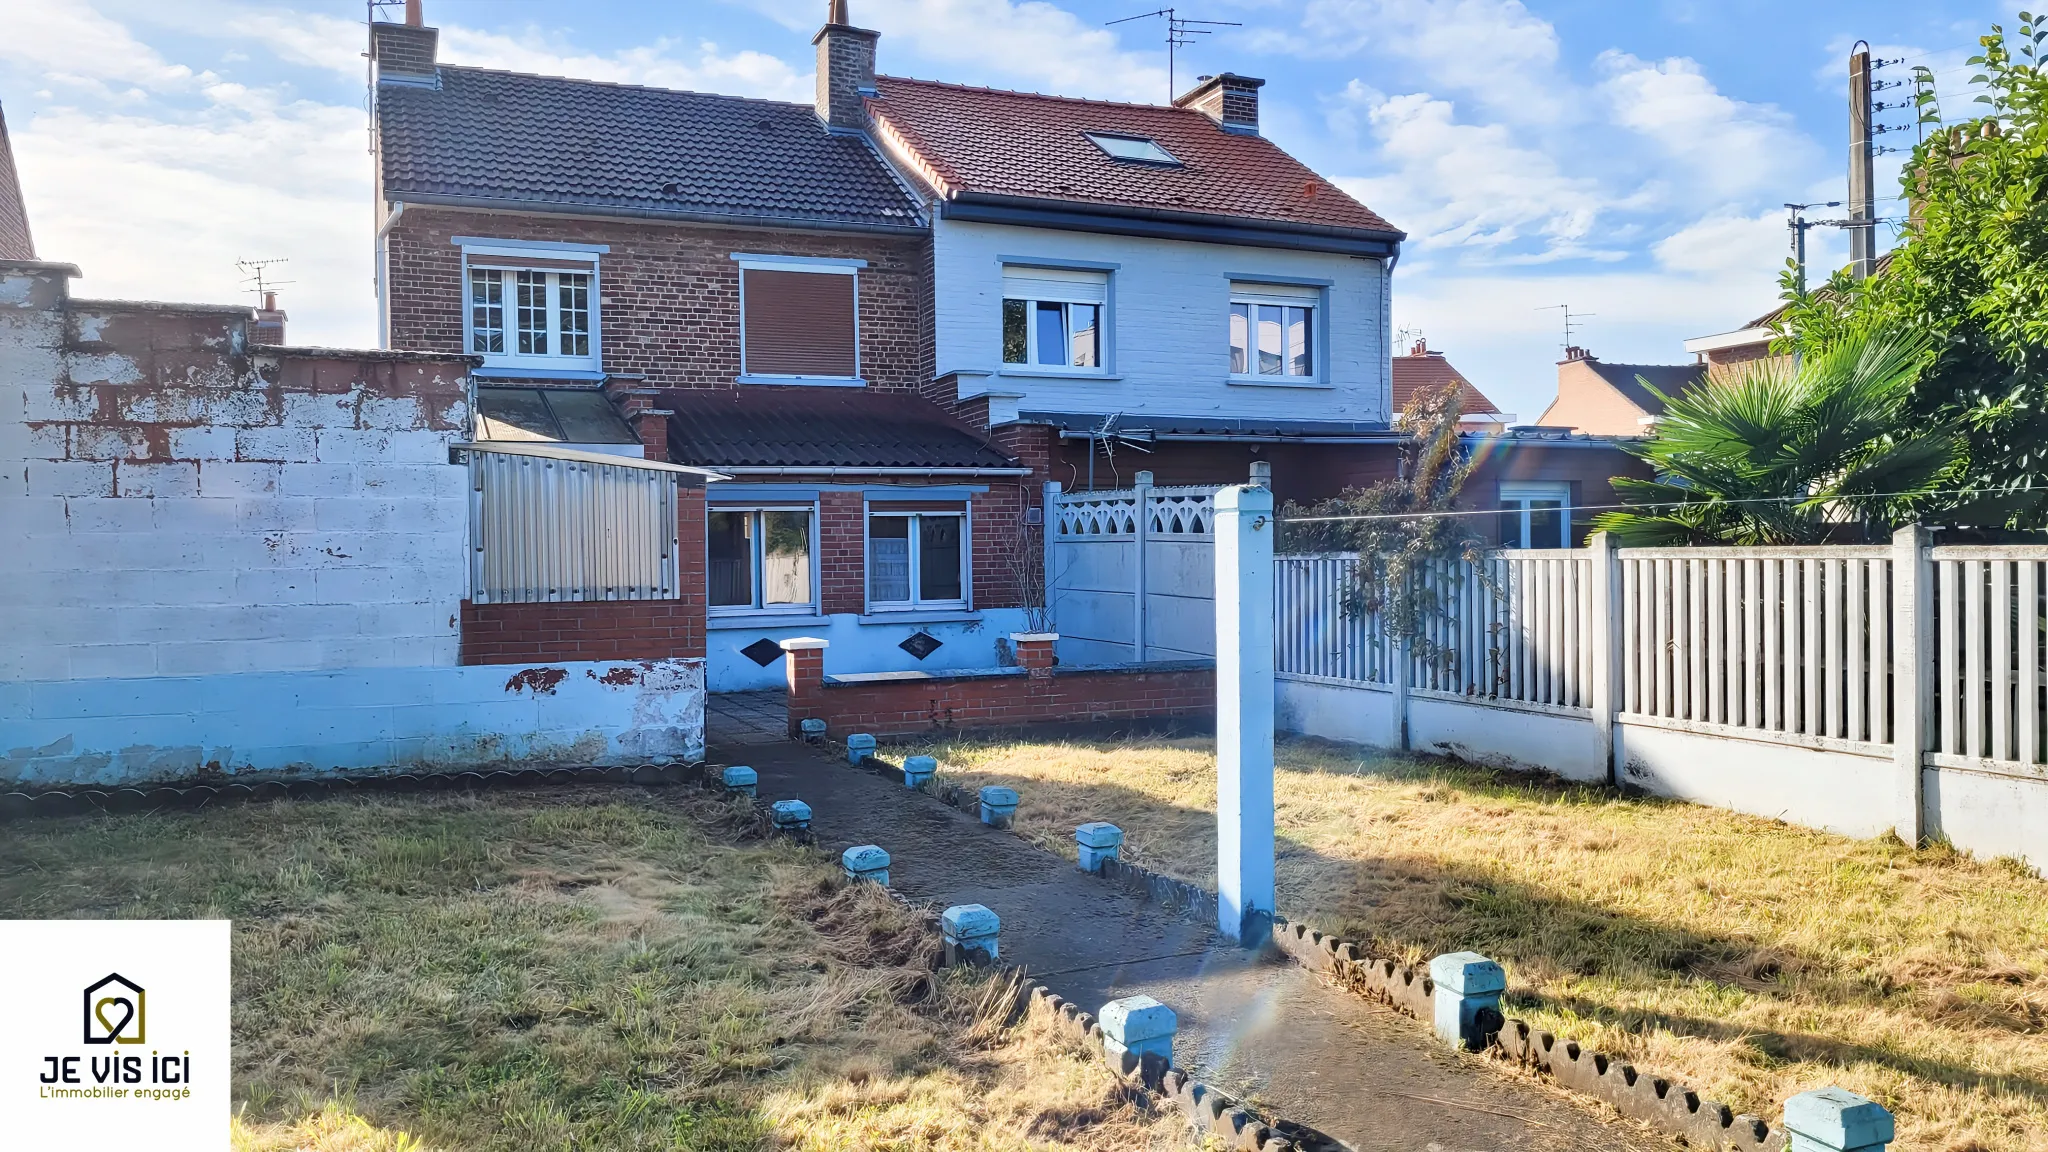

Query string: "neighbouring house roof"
[[0, 101, 35, 260], [1579, 358, 1706, 418], [374, 66, 925, 232], [865, 76, 1402, 250], [659, 387, 1017, 470], [1391, 349, 1501, 417]]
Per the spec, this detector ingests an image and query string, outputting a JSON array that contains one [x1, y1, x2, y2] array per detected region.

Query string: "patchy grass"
[[0, 787, 1183, 1151], [906, 732, 2048, 1152]]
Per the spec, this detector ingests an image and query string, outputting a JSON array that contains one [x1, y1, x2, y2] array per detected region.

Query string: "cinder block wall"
[[0, 260, 476, 682]]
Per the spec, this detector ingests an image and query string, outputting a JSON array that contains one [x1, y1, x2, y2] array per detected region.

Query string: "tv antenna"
[[236, 258, 294, 305], [1535, 303, 1593, 357], [1106, 8, 1240, 101]]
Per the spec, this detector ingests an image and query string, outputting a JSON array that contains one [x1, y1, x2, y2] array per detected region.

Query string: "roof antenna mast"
[[1106, 8, 1241, 101], [1535, 303, 1593, 358]]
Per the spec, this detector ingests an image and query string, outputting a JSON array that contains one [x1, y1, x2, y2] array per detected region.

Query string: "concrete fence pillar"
[[979, 785, 1019, 828], [1892, 524, 1932, 845], [1429, 951, 1506, 1051], [1099, 994, 1175, 1063], [719, 765, 757, 796], [781, 637, 829, 737], [770, 799, 812, 835], [941, 903, 1000, 964], [841, 844, 890, 886], [1012, 632, 1058, 677], [1587, 530, 1619, 786], [1214, 480, 1275, 945], [903, 754, 937, 789], [1133, 470, 1152, 663], [1076, 821, 1123, 872], [1783, 1087, 1893, 1152], [845, 732, 876, 766]]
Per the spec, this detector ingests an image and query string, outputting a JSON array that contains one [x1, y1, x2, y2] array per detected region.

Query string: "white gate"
[[1046, 475, 1217, 663]]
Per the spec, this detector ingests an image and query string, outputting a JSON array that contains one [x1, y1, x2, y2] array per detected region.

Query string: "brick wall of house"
[[1, 260, 475, 682], [382, 207, 931, 392], [786, 635, 1213, 737]]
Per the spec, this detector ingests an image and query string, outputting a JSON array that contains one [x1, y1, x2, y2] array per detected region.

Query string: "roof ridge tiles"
[[876, 74, 1186, 114], [436, 62, 815, 110]]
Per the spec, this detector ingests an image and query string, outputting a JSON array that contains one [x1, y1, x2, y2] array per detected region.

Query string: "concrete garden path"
[[713, 727, 1668, 1152]]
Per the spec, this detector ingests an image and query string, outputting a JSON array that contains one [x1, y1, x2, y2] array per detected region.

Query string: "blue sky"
[[1, 0, 2006, 420]]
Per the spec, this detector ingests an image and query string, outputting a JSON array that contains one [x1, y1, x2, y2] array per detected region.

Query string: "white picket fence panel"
[[1929, 547, 2048, 764], [1046, 477, 1218, 663]]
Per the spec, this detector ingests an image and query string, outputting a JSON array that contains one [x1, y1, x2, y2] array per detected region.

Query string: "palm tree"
[[1592, 331, 1962, 545]]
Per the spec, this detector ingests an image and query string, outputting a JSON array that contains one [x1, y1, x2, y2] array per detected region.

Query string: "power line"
[[1278, 487, 2019, 526]]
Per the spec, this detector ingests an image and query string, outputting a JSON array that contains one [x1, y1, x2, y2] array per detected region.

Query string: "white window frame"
[[864, 505, 972, 612], [1227, 281, 1324, 386], [1499, 482, 1572, 549], [1000, 265, 1111, 377], [458, 240, 606, 377], [732, 253, 865, 387], [707, 504, 820, 615]]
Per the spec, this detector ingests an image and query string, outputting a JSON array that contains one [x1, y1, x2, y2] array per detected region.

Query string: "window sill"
[[1226, 374, 1334, 390], [474, 364, 607, 381], [736, 374, 867, 388], [858, 608, 979, 625], [995, 368, 1120, 383], [708, 611, 826, 630]]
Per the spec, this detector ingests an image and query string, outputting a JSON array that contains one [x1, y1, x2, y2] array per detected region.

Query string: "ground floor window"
[[1498, 482, 1571, 549], [868, 507, 967, 609], [709, 507, 815, 611]]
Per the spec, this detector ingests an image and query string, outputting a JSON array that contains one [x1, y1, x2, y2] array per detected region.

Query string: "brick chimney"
[[813, 0, 879, 133], [371, 1, 438, 88], [252, 291, 287, 345], [1175, 73, 1264, 135]]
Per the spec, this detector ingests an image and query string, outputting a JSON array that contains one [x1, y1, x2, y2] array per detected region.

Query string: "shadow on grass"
[[896, 727, 2048, 1115]]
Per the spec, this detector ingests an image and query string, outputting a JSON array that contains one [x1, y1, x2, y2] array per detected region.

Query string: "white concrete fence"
[[1044, 474, 1218, 664], [1274, 528, 2048, 867]]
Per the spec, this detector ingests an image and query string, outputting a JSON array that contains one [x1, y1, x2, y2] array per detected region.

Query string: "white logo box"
[[0, 920, 230, 1150]]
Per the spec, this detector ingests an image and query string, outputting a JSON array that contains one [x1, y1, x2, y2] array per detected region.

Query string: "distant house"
[[1391, 340, 1508, 431], [1534, 346, 1706, 436], [1684, 305, 1791, 381]]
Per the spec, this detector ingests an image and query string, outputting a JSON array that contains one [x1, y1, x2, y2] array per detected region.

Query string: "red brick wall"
[[383, 207, 930, 392], [459, 599, 705, 664], [818, 490, 867, 614], [789, 659, 1213, 737]]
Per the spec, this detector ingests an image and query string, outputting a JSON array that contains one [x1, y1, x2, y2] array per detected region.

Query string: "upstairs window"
[[736, 256, 861, 384], [462, 245, 602, 372], [1001, 267, 1109, 372], [1228, 282, 1319, 380]]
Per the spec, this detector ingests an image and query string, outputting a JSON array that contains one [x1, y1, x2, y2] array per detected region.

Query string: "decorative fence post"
[[1214, 477, 1275, 945], [1133, 470, 1152, 663], [1588, 530, 1620, 786], [1892, 524, 1931, 845], [1429, 951, 1506, 1051], [1783, 1087, 1893, 1152]]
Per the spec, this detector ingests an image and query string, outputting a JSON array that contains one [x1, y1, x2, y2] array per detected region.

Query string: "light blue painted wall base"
[[0, 659, 707, 787], [707, 609, 1032, 691]]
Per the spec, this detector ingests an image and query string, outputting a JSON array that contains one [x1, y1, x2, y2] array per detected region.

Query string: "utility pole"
[[1784, 202, 1841, 294], [1848, 42, 1877, 280]]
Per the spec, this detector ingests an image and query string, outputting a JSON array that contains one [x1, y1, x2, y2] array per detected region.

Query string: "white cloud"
[[1293, 0, 1572, 125], [437, 25, 812, 102], [1, 1, 195, 92], [748, 0, 1168, 102], [1330, 86, 1608, 260], [1597, 51, 1814, 204]]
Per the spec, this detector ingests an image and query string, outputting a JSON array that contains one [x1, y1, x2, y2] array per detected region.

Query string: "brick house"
[[369, 6, 1034, 691], [1392, 340, 1508, 430]]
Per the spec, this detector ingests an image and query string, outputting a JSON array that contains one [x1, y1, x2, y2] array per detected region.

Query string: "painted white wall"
[[932, 218, 1390, 426], [1923, 762, 2048, 868], [0, 657, 706, 787], [0, 268, 470, 682], [706, 608, 1032, 692], [1613, 722, 1897, 839]]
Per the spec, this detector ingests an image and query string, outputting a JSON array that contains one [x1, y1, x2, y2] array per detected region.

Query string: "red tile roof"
[[1392, 350, 1502, 417], [866, 76, 1400, 238]]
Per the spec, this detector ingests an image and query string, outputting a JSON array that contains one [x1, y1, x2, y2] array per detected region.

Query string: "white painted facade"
[[929, 218, 1392, 427]]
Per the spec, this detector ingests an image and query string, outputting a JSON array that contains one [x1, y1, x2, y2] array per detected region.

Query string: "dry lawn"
[[0, 787, 1185, 1151], [904, 732, 2048, 1152]]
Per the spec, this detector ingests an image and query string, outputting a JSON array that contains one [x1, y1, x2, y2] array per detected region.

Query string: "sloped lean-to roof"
[[659, 387, 1020, 471], [0, 101, 36, 260], [865, 76, 1403, 256], [375, 66, 925, 232]]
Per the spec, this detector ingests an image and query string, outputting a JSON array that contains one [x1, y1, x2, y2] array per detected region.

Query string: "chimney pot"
[[1564, 345, 1594, 362], [1175, 72, 1264, 135], [404, 0, 423, 26]]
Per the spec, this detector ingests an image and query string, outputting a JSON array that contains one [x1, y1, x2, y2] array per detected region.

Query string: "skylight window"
[[1084, 132, 1179, 165]]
